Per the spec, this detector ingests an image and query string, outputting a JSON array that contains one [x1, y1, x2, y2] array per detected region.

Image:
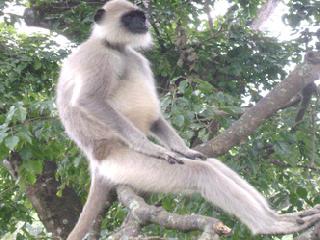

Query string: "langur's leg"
[[67, 172, 113, 240], [96, 149, 320, 235]]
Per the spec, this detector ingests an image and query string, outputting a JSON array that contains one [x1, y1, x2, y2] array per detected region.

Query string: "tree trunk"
[[26, 161, 82, 239]]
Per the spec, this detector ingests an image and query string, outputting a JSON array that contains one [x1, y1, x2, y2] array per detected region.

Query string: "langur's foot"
[[282, 204, 320, 218], [258, 212, 320, 235], [174, 148, 207, 160]]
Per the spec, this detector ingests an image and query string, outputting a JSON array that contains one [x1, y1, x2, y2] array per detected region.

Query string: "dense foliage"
[[0, 0, 319, 239]]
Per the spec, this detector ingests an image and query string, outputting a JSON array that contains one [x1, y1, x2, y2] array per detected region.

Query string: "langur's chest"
[[110, 68, 160, 133]]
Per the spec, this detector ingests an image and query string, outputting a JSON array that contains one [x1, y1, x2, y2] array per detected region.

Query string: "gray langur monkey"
[[56, 0, 320, 239]]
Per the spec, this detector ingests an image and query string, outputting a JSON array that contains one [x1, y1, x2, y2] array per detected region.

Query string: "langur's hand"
[[150, 144, 185, 164], [133, 139, 185, 164], [173, 148, 207, 160], [160, 150, 185, 164]]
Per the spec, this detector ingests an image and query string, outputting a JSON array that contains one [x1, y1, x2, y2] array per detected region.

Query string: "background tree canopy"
[[0, 0, 319, 239]]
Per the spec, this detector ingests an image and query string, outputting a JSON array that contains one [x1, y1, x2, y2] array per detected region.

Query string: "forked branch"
[[110, 186, 231, 240]]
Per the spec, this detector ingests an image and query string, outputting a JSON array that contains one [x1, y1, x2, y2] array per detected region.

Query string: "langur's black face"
[[93, 0, 153, 48], [121, 10, 148, 34]]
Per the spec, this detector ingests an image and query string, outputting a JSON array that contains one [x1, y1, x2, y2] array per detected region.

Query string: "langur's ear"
[[94, 9, 106, 23]]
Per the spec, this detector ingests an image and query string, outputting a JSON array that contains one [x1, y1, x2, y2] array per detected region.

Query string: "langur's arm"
[[150, 116, 205, 159]]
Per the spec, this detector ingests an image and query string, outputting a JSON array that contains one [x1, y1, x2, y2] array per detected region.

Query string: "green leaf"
[[34, 59, 42, 70], [16, 233, 24, 240], [296, 186, 308, 198], [0, 131, 8, 143], [25, 172, 37, 185], [313, 196, 320, 204], [17, 128, 32, 144], [5, 106, 16, 123], [56, 188, 63, 197], [5, 136, 19, 150], [22, 159, 43, 176], [17, 105, 27, 122], [73, 156, 82, 168], [178, 80, 188, 93], [20, 147, 33, 161], [173, 115, 185, 127], [196, 80, 214, 93]]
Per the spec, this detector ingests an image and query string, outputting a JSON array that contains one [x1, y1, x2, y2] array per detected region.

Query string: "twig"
[[270, 159, 320, 173], [204, 0, 213, 30]]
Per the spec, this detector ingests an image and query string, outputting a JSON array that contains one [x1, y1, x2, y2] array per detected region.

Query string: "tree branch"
[[194, 52, 320, 157], [270, 159, 320, 173], [311, 223, 320, 240], [250, 0, 281, 31], [113, 186, 231, 239], [204, 0, 213, 30]]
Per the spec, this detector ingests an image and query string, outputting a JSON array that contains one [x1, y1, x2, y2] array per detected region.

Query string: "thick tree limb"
[[195, 52, 320, 157], [112, 186, 231, 240], [311, 223, 320, 240], [26, 161, 83, 239], [294, 223, 320, 240], [204, 0, 213, 30], [250, 0, 280, 30], [294, 228, 313, 240]]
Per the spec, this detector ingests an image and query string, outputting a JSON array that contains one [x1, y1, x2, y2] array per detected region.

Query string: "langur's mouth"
[[131, 24, 149, 34]]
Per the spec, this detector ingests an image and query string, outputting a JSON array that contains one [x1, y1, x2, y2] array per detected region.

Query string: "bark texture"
[[25, 161, 82, 239], [3, 154, 83, 239]]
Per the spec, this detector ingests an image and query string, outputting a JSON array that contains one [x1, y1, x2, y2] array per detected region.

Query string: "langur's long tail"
[[92, 148, 284, 233]]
